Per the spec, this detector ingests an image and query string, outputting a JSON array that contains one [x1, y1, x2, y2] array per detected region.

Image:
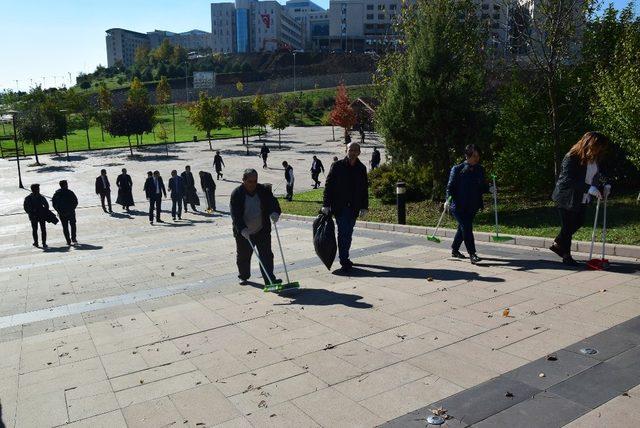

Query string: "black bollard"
[[397, 181, 406, 225]]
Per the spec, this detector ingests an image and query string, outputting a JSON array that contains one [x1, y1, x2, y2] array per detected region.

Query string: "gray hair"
[[242, 168, 258, 181]]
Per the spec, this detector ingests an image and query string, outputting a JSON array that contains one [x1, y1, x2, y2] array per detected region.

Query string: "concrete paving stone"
[[501, 328, 583, 362], [599, 298, 640, 320], [66, 380, 119, 422], [563, 394, 640, 428], [328, 340, 401, 372], [468, 321, 548, 350], [110, 359, 199, 391], [473, 391, 589, 428], [100, 348, 150, 379], [18, 357, 107, 399], [121, 396, 184, 428], [213, 416, 253, 427], [430, 376, 541, 426], [274, 329, 352, 359], [214, 360, 305, 397], [359, 322, 433, 349], [293, 348, 365, 386], [504, 349, 599, 390], [382, 330, 461, 360], [293, 386, 384, 427], [245, 401, 321, 427], [190, 349, 251, 382], [408, 350, 498, 389], [62, 410, 128, 428], [606, 345, 640, 369], [15, 390, 68, 428], [169, 383, 240, 426], [564, 328, 638, 361], [115, 369, 209, 407], [438, 341, 529, 374], [548, 362, 640, 409], [415, 314, 490, 340], [519, 312, 604, 339]]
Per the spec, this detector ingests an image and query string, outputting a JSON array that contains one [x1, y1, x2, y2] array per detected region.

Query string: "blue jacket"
[[446, 162, 489, 212], [168, 176, 185, 199]]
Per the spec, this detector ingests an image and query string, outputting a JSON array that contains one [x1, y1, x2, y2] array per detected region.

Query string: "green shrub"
[[369, 163, 432, 204]]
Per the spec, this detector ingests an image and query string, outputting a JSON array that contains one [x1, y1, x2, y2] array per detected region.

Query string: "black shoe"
[[72, 239, 77, 244], [157, 219, 163, 223], [66, 241, 72, 246], [42, 244, 48, 249], [172, 216, 176, 221], [238, 275, 250, 285], [470, 254, 481, 264], [33, 242, 38, 247], [562, 255, 580, 266], [451, 250, 467, 259], [178, 216, 181, 220], [549, 243, 565, 259], [150, 221, 154, 225]]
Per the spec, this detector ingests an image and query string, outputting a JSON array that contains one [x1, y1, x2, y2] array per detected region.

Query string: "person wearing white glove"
[[551, 131, 610, 266], [230, 168, 282, 285], [603, 184, 612, 199], [322, 142, 369, 271], [358, 209, 368, 218]]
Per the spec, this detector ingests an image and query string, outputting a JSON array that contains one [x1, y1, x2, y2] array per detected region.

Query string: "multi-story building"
[[211, 0, 304, 53], [148, 29, 213, 51], [106, 28, 150, 67], [284, 0, 328, 49], [475, 0, 510, 56]]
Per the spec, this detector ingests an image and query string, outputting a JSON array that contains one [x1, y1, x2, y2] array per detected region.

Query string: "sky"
[[0, 0, 632, 92]]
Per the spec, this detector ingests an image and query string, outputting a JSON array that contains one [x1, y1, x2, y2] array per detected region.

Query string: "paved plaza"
[[1, 127, 640, 427]]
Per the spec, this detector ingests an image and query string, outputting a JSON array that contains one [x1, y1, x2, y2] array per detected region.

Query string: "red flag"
[[261, 14, 271, 28]]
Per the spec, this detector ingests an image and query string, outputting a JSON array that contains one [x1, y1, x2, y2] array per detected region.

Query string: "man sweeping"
[[230, 169, 282, 285]]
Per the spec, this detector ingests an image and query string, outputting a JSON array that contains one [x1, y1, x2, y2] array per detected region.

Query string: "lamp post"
[[7, 110, 24, 189], [184, 62, 190, 103], [292, 52, 297, 92], [60, 109, 70, 161]]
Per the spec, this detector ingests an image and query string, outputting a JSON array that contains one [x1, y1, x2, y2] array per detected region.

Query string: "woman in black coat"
[[550, 132, 611, 266], [115, 168, 135, 212]]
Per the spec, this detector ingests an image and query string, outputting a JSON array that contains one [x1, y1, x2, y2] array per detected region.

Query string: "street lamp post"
[[60, 109, 70, 161], [185, 62, 189, 103], [293, 52, 297, 92], [8, 110, 24, 189]]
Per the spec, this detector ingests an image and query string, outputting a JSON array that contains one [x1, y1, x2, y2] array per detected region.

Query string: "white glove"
[[240, 228, 251, 240], [588, 185, 602, 200], [270, 212, 280, 223], [358, 209, 368, 218], [321, 207, 331, 215], [444, 200, 451, 211], [604, 184, 612, 198]]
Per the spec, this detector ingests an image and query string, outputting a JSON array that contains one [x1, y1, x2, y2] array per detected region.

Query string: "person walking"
[[358, 125, 365, 145], [550, 131, 611, 266], [230, 169, 282, 285], [445, 144, 494, 265], [282, 161, 295, 201], [181, 165, 200, 212], [168, 170, 185, 221], [322, 142, 369, 271], [52, 180, 78, 246], [115, 168, 134, 212], [144, 170, 166, 224], [199, 171, 217, 212], [213, 151, 225, 180], [310, 156, 325, 189], [95, 169, 112, 213], [260, 143, 270, 169], [370, 147, 381, 171], [24, 183, 50, 248]]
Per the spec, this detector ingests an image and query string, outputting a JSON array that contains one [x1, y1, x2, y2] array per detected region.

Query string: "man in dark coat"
[[260, 143, 270, 169], [310, 156, 325, 189], [282, 161, 294, 201], [168, 170, 185, 220], [213, 151, 225, 180], [144, 170, 167, 224], [370, 147, 381, 171], [24, 183, 50, 248], [199, 171, 217, 212], [115, 168, 134, 212], [52, 180, 78, 246], [230, 169, 282, 285], [322, 142, 369, 271], [95, 169, 112, 213], [181, 165, 200, 212]]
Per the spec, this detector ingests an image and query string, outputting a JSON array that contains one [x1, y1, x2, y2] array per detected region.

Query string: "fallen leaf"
[[622, 392, 630, 397], [599, 289, 607, 293], [430, 407, 448, 417], [546, 355, 557, 361], [171, 272, 175, 276], [505, 391, 514, 398], [258, 400, 268, 408], [538, 373, 545, 378], [502, 308, 510, 317], [140, 379, 144, 384], [270, 414, 277, 418], [247, 349, 258, 355], [427, 277, 433, 282], [324, 344, 335, 350]]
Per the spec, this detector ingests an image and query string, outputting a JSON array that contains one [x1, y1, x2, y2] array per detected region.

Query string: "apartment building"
[[106, 28, 150, 67]]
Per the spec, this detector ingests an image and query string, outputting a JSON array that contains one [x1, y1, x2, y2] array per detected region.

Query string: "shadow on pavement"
[[277, 288, 372, 309], [51, 155, 88, 162], [335, 263, 505, 283], [0, 401, 5, 428], [109, 212, 133, 219], [33, 165, 74, 173], [74, 243, 103, 251], [479, 257, 639, 274], [43, 246, 70, 253]]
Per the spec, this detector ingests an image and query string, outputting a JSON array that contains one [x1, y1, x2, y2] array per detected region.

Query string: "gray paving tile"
[[548, 362, 640, 409], [606, 345, 640, 369], [503, 349, 599, 390], [381, 407, 468, 428], [472, 392, 588, 428], [564, 328, 638, 361]]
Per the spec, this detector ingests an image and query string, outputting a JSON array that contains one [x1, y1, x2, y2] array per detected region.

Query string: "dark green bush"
[[369, 163, 432, 204]]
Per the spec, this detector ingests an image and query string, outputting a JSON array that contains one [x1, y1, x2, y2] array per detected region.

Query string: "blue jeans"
[[336, 209, 357, 264], [451, 208, 477, 255]]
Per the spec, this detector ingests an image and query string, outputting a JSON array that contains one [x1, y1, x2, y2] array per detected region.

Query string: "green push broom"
[[427, 196, 451, 243], [490, 174, 513, 243], [265, 221, 300, 293]]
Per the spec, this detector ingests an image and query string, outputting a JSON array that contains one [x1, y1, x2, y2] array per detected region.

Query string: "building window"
[[390, 4, 396, 10], [378, 4, 384, 10], [378, 13, 384, 19], [367, 4, 373, 10], [367, 14, 374, 19]]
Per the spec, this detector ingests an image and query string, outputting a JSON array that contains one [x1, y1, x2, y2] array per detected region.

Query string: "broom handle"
[[601, 193, 608, 260], [589, 197, 601, 260], [492, 175, 499, 237], [273, 221, 291, 284], [433, 198, 449, 237], [247, 236, 275, 285]]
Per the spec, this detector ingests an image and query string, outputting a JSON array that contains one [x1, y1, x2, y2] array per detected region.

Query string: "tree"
[[171, 45, 188, 66], [153, 39, 174, 62], [329, 83, 356, 141], [229, 100, 259, 154], [321, 110, 336, 141], [128, 77, 149, 106], [375, 0, 486, 198], [134, 45, 150, 67], [156, 76, 172, 105], [65, 88, 95, 150], [268, 100, 293, 148], [107, 102, 155, 156], [16, 105, 53, 165], [252, 93, 269, 137], [188, 92, 223, 150], [97, 83, 112, 142]]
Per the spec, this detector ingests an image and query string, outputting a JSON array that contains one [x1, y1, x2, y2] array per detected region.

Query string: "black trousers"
[[100, 192, 112, 212], [204, 188, 216, 211], [149, 195, 162, 221], [262, 156, 268, 168], [555, 206, 586, 255], [30, 218, 46, 245], [60, 213, 76, 243], [235, 228, 275, 284], [216, 168, 223, 179], [171, 197, 182, 218], [183, 197, 197, 211], [311, 172, 321, 187], [451, 208, 478, 255], [286, 184, 293, 201]]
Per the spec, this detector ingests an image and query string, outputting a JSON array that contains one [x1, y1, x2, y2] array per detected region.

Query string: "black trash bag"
[[45, 210, 59, 225], [313, 213, 337, 270]]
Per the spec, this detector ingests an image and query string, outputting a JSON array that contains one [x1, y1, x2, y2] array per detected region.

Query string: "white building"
[[106, 28, 149, 67]]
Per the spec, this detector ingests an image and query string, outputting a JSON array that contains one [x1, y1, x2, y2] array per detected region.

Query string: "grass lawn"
[[279, 188, 640, 246]]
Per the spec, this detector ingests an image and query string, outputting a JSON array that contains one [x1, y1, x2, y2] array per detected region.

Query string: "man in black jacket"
[[310, 156, 325, 189], [24, 183, 49, 248], [213, 151, 225, 180], [144, 170, 167, 224], [322, 142, 369, 271], [181, 165, 200, 212], [282, 161, 294, 201], [370, 147, 381, 171], [199, 171, 216, 212], [95, 169, 112, 213], [52, 180, 79, 246], [230, 169, 282, 285], [260, 143, 270, 169]]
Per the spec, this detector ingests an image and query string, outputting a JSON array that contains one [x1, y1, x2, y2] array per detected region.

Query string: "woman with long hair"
[[550, 131, 611, 266]]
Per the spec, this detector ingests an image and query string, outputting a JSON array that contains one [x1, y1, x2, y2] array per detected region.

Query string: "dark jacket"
[[168, 176, 185, 199], [115, 173, 134, 207], [144, 176, 167, 199], [311, 159, 325, 175], [552, 154, 607, 212], [260, 146, 270, 158], [230, 184, 281, 236], [116, 173, 132, 190], [181, 171, 200, 205], [95, 175, 111, 195], [214, 154, 225, 169], [200, 172, 216, 191], [371, 149, 381, 166], [52, 188, 78, 217], [24, 193, 49, 221], [446, 162, 490, 212], [284, 165, 294, 184], [323, 157, 369, 215]]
